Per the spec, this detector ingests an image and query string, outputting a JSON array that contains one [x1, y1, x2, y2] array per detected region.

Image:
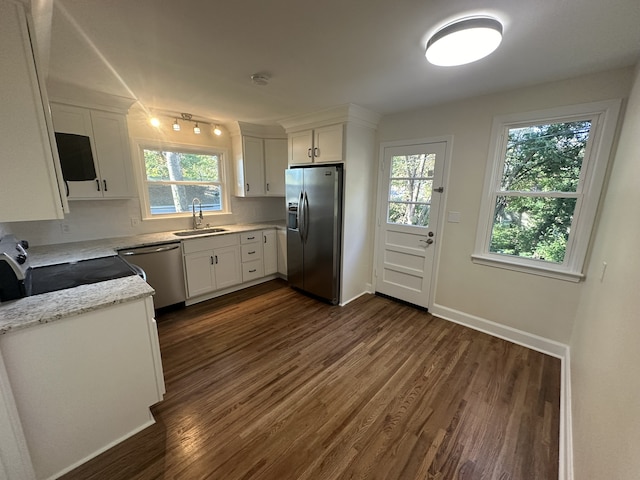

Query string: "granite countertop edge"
[[0, 221, 285, 335]]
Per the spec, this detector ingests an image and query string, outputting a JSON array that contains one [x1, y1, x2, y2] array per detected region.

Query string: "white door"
[[375, 141, 447, 308]]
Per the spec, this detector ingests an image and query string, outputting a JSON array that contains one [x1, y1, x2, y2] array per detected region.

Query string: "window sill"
[[142, 211, 233, 222], [470, 254, 584, 283]]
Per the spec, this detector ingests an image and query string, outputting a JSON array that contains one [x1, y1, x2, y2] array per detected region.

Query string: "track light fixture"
[[149, 112, 223, 136]]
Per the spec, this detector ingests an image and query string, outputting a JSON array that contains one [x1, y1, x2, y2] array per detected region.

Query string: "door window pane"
[[389, 180, 433, 203], [387, 153, 435, 226]]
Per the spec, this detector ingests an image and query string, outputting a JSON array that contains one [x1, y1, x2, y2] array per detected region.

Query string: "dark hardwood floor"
[[61, 280, 560, 479]]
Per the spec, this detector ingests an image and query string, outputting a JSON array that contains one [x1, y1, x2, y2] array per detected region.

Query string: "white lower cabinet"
[[183, 229, 280, 303], [183, 234, 242, 298], [241, 232, 264, 282], [263, 230, 278, 275], [277, 228, 287, 276], [0, 296, 164, 480]]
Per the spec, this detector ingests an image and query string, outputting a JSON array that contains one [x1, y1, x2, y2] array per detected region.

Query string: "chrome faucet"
[[192, 198, 203, 229]]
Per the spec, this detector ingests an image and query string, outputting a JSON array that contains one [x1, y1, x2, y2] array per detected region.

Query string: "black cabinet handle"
[[96, 179, 100, 191], [248, 250, 255, 255], [246, 183, 250, 192], [266, 183, 270, 191], [103, 179, 108, 192], [215, 255, 218, 264], [307, 148, 312, 158], [249, 269, 256, 273], [210, 256, 214, 265]]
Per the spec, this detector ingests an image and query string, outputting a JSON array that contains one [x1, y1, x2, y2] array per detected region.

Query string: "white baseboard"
[[429, 303, 572, 480], [185, 275, 280, 306]]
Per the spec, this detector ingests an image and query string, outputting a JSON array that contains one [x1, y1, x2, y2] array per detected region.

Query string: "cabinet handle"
[[249, 269, 257, 273], [248, 250, 255, 255], [246, 183, 250, 192], [215, 255, 218, 264], [247, 236, 255, 240], [103, 179, 108, 192], [96, 179, 100, 191], [266, 183, 270, 191], [210, 256, 214, 265], [264, 235, 267, 243], [313, 147, 319, 157], [307, 148, 312, 158]]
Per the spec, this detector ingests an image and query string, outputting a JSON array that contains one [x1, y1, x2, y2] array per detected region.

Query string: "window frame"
[[134, 139, 231, 220], [471, 100, 621, 282]]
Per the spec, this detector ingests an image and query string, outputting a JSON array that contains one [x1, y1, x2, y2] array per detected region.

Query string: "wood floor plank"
[[60, 280, 560, 480]]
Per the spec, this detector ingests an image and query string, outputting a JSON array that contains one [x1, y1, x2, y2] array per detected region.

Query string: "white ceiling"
[[43, 0, 640, 125]]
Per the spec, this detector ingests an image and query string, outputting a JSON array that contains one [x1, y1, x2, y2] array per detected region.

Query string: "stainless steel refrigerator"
[[286, 165, 343, 305]]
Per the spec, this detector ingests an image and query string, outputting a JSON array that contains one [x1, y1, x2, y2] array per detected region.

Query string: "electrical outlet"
[[61, 223, 71, 234], [130, 217, 140, 227]]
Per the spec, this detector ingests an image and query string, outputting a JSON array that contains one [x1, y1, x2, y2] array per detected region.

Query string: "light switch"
[[447, 211, 461, 223]]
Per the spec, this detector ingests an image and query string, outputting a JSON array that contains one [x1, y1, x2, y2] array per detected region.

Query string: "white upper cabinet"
[[264, 138, 288, 196], [289, 123, 344, 165], [0, 0, 66, 221], [231, 122, 288, 197], [240, 136, 266, 196], [50, 103, 135, 200]]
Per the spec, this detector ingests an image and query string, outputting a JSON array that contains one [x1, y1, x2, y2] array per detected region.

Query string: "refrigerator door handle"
[[298, 190, 305, 242], [303, 191, 310, 243]]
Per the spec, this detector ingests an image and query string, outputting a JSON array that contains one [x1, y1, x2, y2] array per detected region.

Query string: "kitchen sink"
[[173, 227, 228, 237]]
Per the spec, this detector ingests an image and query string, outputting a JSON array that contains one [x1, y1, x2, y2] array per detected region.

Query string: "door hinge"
[[434, 187, 444, 193]]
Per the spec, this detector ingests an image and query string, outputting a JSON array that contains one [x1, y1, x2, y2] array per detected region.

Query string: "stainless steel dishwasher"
[[118, 243, 186, 309]]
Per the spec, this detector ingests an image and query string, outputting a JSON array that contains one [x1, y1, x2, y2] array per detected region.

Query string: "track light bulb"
[[193, 123, 201, 135], [150, 117, 161, 128], [173, 119, 181, 131], [213, 125, 222, 136]]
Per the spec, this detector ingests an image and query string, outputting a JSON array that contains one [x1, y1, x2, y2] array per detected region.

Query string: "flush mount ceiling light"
[[426, 16, 503, 66]]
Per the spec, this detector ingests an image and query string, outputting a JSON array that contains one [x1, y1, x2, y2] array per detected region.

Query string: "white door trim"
[[373, 135, 453, 309]]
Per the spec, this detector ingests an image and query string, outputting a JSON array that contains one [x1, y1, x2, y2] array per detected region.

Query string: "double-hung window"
[[138, 143, 229, 218], [472, 100, 620, 281]]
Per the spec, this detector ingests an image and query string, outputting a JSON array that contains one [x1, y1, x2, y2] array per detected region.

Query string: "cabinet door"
[[0, 0, 65, 222], [290, 130, 313, 165], [314, 124, 344, 163], [184, 251, 215, 297], [242, 136, 266, 196], [263, 230, 278, 275], [264, 138, 287, 196], [50, 103, 103, 199], [213, 245, 242, 289], [90, 110, 134, 198], [277, 229, 287, 276]]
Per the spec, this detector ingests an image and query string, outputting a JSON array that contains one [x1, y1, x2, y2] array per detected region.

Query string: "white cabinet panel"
[[0, 0, 65, 221], [213, 245, 242, 290], [184, 250, 215, 297], [290, 130, 314, 164], [242, 259, 264, 282], [263, 230, 278, 275], [242, 136, 266, 196], [277, 229, 287, 276], [264, 138, 288, 196]]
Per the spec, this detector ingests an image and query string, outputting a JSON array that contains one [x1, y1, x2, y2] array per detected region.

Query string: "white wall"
[[378, 68, 634, 343], [569, 63, 640, 480], [2, 106, 285, 246]]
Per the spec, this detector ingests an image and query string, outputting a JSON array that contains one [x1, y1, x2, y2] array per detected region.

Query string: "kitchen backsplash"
[[2, 196, 285, 246]]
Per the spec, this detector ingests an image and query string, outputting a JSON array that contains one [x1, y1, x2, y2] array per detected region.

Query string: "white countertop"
[[0, 221, 285, 334]]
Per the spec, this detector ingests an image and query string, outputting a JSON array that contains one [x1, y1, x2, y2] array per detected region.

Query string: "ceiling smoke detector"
[[250, 73, 270, 86]]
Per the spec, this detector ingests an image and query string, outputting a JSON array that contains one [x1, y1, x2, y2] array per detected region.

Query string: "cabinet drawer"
[[240, 231, 261, 244], [183, 233, 239, 254], [242, 260, 264, 282], [241, 243, 263, 262]]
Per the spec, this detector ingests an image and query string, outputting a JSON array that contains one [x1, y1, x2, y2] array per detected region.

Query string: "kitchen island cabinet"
[[0, 295, 164, 480]]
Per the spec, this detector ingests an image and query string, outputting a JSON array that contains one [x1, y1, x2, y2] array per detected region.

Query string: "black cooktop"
[[27, 256, 138, 296]]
